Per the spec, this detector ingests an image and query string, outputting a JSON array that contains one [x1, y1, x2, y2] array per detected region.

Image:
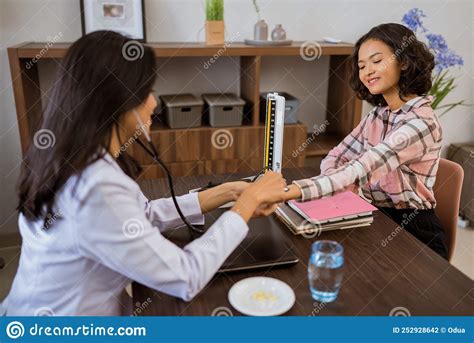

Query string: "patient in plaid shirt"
[[285, 23, 448, 259]]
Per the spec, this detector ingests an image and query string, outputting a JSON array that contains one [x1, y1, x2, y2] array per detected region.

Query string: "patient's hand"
[[282, 184, 303, 202], [345, 183, 359, 194]]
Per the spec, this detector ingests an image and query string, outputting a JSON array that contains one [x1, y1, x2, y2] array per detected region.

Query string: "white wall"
[[1, 0, 473, 235]]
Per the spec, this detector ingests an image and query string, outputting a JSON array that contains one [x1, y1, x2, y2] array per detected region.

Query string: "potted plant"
[[205, 0, 224, 45]]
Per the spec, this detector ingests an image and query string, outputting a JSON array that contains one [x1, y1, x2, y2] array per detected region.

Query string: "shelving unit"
[[8, 41, 361, 179]]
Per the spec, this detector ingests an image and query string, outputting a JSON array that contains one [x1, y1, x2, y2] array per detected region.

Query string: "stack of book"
[[275, 191, 377, 236]]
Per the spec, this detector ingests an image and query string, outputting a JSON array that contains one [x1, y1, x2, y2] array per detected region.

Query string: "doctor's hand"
[[231, 171, 287, 222], [252, 203, 280, 218], [198, 181, 250, 213], [227, 181, 251, 200]]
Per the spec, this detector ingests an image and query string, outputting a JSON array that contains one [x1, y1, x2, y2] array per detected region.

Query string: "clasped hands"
[[197, 171, 302, 223]]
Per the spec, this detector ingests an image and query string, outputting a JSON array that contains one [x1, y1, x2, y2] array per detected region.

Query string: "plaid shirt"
[[293, 96, 443, 209]]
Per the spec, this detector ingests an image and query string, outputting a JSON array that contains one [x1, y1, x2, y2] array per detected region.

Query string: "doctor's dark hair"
[[17, 31, 157, 225], [349, 23, 435, 107]]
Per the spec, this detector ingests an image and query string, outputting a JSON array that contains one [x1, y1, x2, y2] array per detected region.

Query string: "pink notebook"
[[288, 191, 377, 224]]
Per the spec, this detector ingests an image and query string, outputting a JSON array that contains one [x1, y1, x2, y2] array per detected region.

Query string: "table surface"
[[133, 168, 473, 316]]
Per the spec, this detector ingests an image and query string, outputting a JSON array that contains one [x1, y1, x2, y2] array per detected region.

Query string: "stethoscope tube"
[[135, 138, 205, 234], [131, 111, 278, 236], [133, 110, 205, 234]]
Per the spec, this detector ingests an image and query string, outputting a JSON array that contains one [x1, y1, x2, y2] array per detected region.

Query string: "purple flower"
[[402, 8, 427, 33], [425, 34, 463, 72], [426, 33, 448, 52], [434, 50, 464, 73], [402, 8, 464, 73]]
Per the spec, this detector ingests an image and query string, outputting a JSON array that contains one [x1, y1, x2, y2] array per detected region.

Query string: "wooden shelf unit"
[[305, 133, 343, 157], [8, 41, 362, 178]]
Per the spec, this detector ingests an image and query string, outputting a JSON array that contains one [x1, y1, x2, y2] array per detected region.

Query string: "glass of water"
[[308, 240, 344, 302]]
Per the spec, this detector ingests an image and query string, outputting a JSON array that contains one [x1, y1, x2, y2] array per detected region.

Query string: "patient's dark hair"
[[17, 31, 157, 226], [349, 23, 435, 106]]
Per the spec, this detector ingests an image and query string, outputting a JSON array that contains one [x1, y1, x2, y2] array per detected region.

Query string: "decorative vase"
[[271, 24, 286, 41], [206, 20, 225, 45], [254, 19, 268, 41]]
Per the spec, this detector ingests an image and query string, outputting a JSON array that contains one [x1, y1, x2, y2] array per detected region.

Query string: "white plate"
[[228, 277, 295, 316]]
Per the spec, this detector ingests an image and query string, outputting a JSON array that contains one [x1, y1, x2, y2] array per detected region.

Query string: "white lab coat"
[[3, 153, 249, 315]]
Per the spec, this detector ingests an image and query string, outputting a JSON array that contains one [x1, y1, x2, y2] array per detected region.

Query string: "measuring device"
[[263, 92, 285, 172], [188, 92, 287, 205]]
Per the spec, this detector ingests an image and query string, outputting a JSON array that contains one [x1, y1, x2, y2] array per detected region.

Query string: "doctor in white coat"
[[4, 31, 288, 316]]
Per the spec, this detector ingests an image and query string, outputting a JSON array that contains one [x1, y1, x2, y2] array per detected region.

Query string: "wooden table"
[[133, 168, 473, 316]]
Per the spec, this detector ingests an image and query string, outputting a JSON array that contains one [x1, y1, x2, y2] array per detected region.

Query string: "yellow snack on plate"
[[251, 291, 278, 303]]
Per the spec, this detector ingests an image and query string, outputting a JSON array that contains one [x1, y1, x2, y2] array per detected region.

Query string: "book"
[[275, 202, 373, 236], [288, 191, 377, 224]]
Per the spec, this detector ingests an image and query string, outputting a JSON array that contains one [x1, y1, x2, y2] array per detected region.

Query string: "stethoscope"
[[132, 110, 273, 235], [132, 110, 206, 234]]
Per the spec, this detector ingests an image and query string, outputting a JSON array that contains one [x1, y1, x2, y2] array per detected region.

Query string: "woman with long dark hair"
[[4, 31, 287, 315]]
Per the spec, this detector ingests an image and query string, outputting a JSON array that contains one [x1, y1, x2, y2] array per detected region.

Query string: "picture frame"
[[80, 0, 146, 42]]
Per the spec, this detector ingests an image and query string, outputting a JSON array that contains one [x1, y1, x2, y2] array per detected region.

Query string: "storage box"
[[260, 92, 300, 124], [160, 94, 204, 129], [202, 93, 245, 127], [448, 142, 474, 222]]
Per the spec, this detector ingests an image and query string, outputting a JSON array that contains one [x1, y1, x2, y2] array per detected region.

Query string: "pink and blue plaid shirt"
[[293, 96, 442, 209]]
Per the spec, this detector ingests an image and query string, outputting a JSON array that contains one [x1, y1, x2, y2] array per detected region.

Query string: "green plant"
[[252, 0, 261, 20], [205, 0, 224, 21], [429, 70, 468, 116]]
